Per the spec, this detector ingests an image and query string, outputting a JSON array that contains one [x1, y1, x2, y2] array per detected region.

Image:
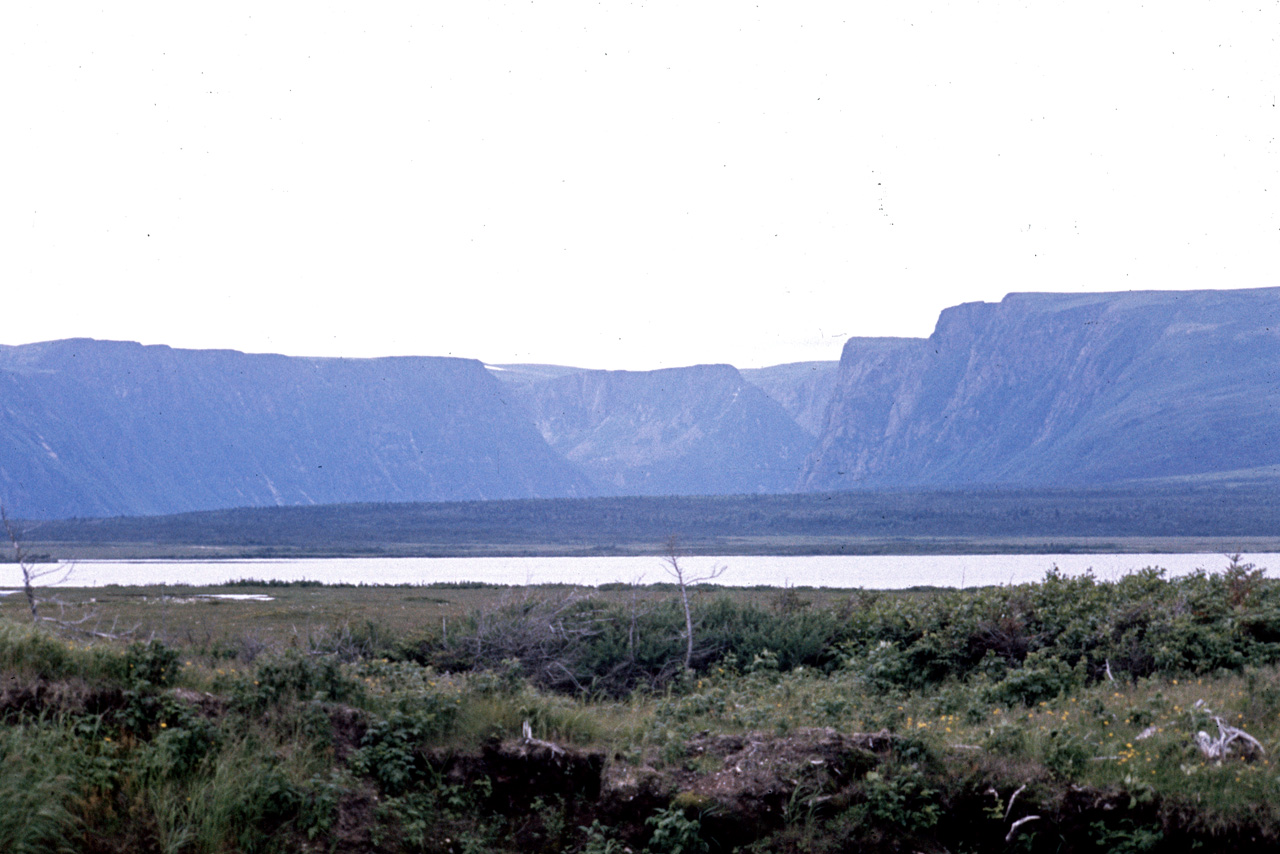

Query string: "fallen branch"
[[1004, 783, 1027, 822], [1193, 700, 1266, 762], [522, 719, 565, 757], [1006, 815, 1041, 843]]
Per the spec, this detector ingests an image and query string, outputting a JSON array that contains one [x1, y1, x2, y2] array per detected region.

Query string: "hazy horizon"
[[6, 2, 1276, 370], [5, 284, 1275, 371]]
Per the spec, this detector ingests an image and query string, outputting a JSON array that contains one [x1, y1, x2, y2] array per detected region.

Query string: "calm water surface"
[[3, 553, 1275, 590]]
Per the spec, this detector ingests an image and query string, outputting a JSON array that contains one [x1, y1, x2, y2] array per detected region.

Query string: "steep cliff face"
[[0, 340, 593, 518], [3, 288, 1275, 519], [739, 361, 840, 437], [802, 288, 1280, 490], [522, 364, 815, 496]]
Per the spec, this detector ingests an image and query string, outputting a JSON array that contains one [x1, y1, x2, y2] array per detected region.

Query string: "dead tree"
[[662, 536, 725, 671], [2, 504, 134, 639], [2, 505, 70, 621]]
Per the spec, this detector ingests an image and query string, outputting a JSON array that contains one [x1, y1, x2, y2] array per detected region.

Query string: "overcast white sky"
[[4, 2, 1277, 369]]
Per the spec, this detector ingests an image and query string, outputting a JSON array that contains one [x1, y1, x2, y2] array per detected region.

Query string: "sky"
[[4, 2, 1277, 370]]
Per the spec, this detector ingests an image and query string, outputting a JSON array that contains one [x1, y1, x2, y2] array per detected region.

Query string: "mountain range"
[[803, 288, 1280, 489], [1, 287, 1276, 519]]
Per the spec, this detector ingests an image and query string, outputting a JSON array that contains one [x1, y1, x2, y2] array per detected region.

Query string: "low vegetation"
[[3, 558, 1280, 852]]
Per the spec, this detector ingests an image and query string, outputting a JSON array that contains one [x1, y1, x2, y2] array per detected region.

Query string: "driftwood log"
[[1193, 700, 1267, 762]]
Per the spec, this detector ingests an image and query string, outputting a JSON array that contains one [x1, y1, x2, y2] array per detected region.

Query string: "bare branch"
[[1193, 700, 1267, 762], [3, 503, 131, 639], [1006, 815, 1041, 843], [1004, 783, 1027, 822], [662, 536, 726, 670], [4, 504, 46, 621]]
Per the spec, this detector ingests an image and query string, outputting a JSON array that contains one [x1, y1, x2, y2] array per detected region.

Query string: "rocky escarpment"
[[3, 288, 1277, 519], [802, 288, 1280, 490], [0, 339, 592, 518], [517, 364, 816, 496], [740, 361, 840, 437]]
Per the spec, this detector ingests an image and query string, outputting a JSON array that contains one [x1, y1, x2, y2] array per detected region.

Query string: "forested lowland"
[[14, 482, 1280, 559], [4, 560, 1280, 852]]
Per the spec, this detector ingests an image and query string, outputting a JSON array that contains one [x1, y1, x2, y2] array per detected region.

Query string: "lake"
[[2, 552, 1275, 590]]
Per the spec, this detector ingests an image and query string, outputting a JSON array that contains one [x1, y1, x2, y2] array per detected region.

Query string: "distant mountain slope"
[[0, 340, 592, 518], [740, 361, 840, 437], [517, 364, 816, 496], [3, 287, 1277, 519], [802, 288, 1280, 490]]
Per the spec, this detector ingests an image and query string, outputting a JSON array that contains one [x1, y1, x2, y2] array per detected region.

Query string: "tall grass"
[[0, 620, 121, 683], [0, 721, 87, 854]]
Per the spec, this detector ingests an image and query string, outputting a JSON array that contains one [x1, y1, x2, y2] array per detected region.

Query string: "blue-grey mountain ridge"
[[1, 287, 1276, 519]]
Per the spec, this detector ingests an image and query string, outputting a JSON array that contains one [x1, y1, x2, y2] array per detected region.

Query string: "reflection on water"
[[1, 553, 1273, 590]]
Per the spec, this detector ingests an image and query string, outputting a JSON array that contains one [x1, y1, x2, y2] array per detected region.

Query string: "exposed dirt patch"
[[328, 781, 385, 854], [0, 675, 125, 720], [169, 686, 226, 718], [684, 727, 885, 800], [426, 728, 899, 852], [327, 702, 370, 762], [674, 728, 891, 848], [438, 736, 607, 811]]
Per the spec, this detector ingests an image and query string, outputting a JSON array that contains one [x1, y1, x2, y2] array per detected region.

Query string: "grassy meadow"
[[3, 559, 1280, 852]]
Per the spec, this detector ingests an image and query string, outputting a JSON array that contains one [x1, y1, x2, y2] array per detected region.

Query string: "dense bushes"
[[836, 560, 1280, 697], [411, 591, 843, 695], [408, 560, 1280, 701]]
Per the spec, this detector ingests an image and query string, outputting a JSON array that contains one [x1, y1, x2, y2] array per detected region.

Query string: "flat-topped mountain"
[[0, 340, 592, 518], [802, 288, 1280, 490], [2, 287, 1277, 520]]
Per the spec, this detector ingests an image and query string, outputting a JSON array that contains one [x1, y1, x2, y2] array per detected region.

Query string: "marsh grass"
[[0, 720, 84, 854], [141, 727, 340, 854], [0, 619, 123, 683], [4, 563, 1280, 851]]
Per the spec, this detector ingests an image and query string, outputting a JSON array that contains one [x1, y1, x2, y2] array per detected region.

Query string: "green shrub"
[[124, 639, 182, 688], [235, 650, 364, 711], [423, 593, 845, 697], [645, 804, 709, 854], [119, 689, 180, 739], [143, 714, 220, 779], [351, 703, 458, 795], [467, 657, 525, 695], [851, 640, 916, 692], [986, 651, 1084, 707], [862, 767, 940, 832], [580, 819, 629, 854], [983, 720, 1028, 755], [1042, 729, 1090, 779], [1090, 819, 1163, 853], [226, 765, 338, 854]]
